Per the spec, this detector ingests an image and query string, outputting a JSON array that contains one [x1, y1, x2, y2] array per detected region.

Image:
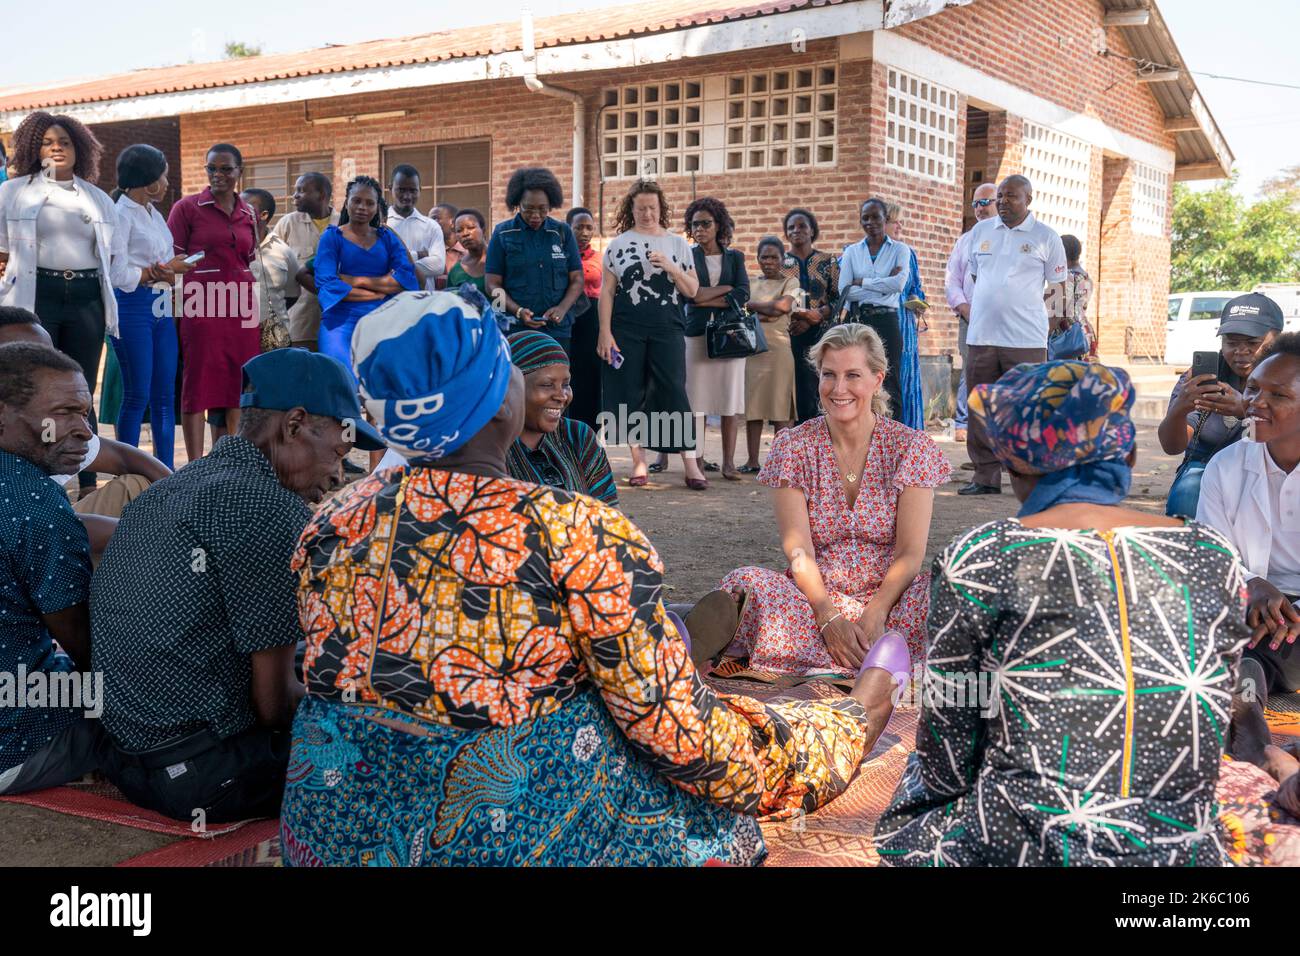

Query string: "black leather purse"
[[705, 289, 769, 359]]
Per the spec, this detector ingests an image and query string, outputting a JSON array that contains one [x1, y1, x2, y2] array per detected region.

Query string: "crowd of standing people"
[[2, 106, 1299, 868]]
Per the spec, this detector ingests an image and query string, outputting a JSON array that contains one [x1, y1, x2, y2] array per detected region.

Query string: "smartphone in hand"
[[1190, 350, 1219, 381], [183, 251, 206, 266]]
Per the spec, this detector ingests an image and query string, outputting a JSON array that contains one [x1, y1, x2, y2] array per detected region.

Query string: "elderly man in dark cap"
[[92, 348, 384, 823]]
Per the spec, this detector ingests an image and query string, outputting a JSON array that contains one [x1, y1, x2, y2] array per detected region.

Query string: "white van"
[[1164, 291, 1245, 366], [1166, 286, 1300, 366]]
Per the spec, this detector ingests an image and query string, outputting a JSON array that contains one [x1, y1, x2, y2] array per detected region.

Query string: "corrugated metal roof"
[[0, 0, 844, 112]]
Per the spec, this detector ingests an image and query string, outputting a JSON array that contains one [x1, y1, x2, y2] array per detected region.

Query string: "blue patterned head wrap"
[[351, 290, 513, 460]]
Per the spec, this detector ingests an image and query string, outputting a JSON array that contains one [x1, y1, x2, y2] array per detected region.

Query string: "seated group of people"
[[2, 284, 1295, 867]]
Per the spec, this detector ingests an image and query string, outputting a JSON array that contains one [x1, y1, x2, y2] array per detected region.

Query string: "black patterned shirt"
[[0, 450, 91, 773], [91, 436, 311, 751]]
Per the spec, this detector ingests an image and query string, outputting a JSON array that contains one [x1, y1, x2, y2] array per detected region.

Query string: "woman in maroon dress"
[[167, 143, 259, 461]]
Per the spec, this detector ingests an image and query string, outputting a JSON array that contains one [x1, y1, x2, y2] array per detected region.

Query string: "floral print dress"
[[875, 518, 1250, 866], [280, 467, 873, 866], [721, 416, 951, 676]]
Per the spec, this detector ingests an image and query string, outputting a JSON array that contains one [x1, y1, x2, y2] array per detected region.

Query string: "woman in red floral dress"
[[721, 322, 950, 676]]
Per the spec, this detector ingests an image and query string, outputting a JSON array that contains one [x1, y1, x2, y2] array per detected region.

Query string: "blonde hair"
[[884, 201, 902, 223], [807, 323, 891, 417]]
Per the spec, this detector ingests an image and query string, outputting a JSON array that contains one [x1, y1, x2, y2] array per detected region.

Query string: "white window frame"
[[1132, 161, 1169, 237], [884, 67, 957, 184], [1021, 121, 1091, 241], [599, 63, 838, 179]]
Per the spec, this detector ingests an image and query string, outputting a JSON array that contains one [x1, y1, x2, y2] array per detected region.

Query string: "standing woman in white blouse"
[[0, 111, 118, 490], [108, 145, 194, 470]]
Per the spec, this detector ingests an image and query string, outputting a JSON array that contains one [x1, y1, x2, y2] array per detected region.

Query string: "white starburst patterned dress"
[[876, 518, 1250, 867]]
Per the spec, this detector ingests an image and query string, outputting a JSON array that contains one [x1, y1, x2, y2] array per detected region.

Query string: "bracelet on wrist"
[[818, 611, 843, 634]]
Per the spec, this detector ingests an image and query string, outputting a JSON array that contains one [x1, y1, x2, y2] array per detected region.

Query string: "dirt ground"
[[0, 423, 1177, 866]]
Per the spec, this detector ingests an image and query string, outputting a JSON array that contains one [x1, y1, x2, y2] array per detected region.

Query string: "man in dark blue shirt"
[[0, 343, 102, 795], [484, 166, 584, 349], [93, 349, 386, 823]]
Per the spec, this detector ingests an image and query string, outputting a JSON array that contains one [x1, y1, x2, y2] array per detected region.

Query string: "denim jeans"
[[1165, 458, 1208, 519]]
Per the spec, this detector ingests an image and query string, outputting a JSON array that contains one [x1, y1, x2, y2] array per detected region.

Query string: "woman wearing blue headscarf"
[[279, 290, 906, 866], [876, 361, 1252, 866]]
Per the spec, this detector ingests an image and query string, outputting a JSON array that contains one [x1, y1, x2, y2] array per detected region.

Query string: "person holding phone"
[[484, 167, 584, 349], [167, 143, 260, 462], [597, 179, 706, 489], [108, 144, 195, 469], [1160, 293, 1283, 517]]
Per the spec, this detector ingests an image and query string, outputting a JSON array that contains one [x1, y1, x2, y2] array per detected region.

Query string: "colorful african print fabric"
[[875, 518, 1250, 866], [505, 418, 618, 507], [281, 467, 871, 865]]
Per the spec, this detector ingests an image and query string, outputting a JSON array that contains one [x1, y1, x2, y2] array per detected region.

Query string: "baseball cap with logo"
[[239, 348, 386, 450], [1217, 293, 1284, 338]]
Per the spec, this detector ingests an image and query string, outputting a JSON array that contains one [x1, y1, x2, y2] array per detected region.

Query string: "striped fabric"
[[505, 418, 618, 507]]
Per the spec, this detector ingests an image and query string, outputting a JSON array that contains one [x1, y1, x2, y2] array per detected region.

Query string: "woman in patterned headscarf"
[[279, 290, 904, 866], [876, 360, 1253, 866]]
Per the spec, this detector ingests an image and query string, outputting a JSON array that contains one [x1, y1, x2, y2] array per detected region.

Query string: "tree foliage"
[[1171, 175, 1300, 292], [224, 41, 263, 59]]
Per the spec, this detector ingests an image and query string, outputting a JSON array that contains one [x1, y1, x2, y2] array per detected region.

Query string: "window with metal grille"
[[1132, 161, 1169, 237], [600, 65, 837, 178], [380, 140, 492, 225], [884, 68, 957, 183], [1020, 122, 1090, 241], [241, 153, 333, 225]]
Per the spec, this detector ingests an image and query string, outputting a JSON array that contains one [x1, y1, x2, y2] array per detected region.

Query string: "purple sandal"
[[857, 629, 911, 697]]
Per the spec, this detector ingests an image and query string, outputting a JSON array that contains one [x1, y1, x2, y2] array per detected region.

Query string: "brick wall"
[[88, 117, 182, 214], [169, 0, 1176, 362]]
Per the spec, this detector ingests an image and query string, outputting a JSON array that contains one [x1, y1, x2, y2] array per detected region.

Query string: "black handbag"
[[705, 289, 769, 359]]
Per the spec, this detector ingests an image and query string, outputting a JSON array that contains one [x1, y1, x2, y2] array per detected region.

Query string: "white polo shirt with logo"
[[967, 212, 1067, 349]]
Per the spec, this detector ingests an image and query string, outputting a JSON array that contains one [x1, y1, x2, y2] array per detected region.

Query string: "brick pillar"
[[1098, 156, 1154, 360], [984, 111, 1023, 184]]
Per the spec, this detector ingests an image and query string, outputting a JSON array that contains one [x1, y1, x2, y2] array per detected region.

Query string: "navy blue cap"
[[239, 349, 386, 451], [1218, 293, 1284, 338]]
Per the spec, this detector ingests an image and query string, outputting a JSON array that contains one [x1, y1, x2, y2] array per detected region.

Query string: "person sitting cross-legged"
[[0, 306, 170, 561], [92, 348, 385, 824], [0, 343, 103, 794], [279, 291, 904, 866], [876, 361, 1250, 866]]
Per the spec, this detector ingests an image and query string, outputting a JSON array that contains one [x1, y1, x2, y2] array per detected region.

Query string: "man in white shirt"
[[1198, 335, 1300, 699], [945, 182, 997, 444], [960, 175, 1067, 494], [386, 165, 445, 291], [273, 172, 337, 350]]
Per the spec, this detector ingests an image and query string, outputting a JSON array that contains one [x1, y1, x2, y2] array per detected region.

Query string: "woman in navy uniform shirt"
[[485, 167, 584, 352]]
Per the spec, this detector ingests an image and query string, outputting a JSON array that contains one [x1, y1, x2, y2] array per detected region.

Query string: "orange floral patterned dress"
[[279, 467, 872, 866]]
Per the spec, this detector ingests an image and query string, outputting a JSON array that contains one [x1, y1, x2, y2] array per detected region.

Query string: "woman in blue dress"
[[886, 203, 927, 430], [313, 175, 418, 381]]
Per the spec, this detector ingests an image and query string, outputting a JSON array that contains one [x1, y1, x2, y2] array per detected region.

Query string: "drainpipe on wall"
[[521, 9, 584, 207]]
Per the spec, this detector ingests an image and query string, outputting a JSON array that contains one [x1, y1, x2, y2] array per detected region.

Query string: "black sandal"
[[648, 461, 668, 474], [738, 464, 762, 474], [701, 459, 720, 472]]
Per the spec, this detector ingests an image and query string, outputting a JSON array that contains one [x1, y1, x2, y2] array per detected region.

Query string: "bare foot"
[[849, 667, 898, 754], [1263, 745, 1300, 784]]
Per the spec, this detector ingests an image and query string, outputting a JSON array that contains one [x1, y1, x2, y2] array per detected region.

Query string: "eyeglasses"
[[205, 165, 238, 175], [690, 219, 714, 229], [971, 198, 994, 208]]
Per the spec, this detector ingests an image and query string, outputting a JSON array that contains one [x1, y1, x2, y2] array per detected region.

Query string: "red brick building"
[[0, 0, 1230, 368]]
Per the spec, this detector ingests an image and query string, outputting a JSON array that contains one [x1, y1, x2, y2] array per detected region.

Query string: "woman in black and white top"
[[0, 111, 118, 489], [109, 144, 194, 471], [597, 179, 707, 490], [683, 197, 749, 481]]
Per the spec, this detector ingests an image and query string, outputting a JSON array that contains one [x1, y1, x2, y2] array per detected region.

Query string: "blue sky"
[[6, 0, 1295, 198]]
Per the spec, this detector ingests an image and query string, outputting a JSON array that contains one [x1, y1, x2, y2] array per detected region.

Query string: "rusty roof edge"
[[0, 1, 832, 112], [1120, 0, 1234, 177]]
